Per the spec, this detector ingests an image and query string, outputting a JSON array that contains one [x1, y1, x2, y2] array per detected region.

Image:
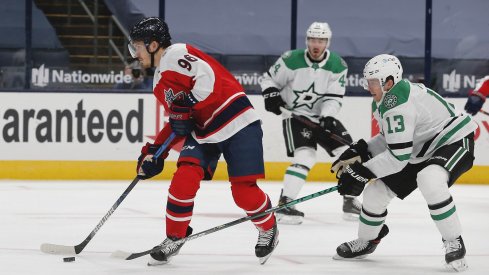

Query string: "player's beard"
[[309, 48, 324, 61]]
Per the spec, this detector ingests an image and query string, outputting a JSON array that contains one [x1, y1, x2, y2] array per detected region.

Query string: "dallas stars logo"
[[383, 93, 398, 109], [292, 83, 326, 109], [300, 128, 312, 139]]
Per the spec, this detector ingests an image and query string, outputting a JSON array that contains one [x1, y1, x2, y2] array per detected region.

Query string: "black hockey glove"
[[464, 91, 485, 116], [331, 139, 371, 177], [263, 87, 285, 115], [317, 117, 353, 157], [319, 116, 337, 131], [337, 162, 376, 196], [169, 101, 194, 136], [137, 142, 166, 180]]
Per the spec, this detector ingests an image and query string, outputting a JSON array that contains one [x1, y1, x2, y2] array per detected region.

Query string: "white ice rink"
[[1, 180, 488, 275]]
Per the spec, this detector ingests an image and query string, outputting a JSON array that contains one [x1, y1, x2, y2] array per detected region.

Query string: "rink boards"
[[1, 91, 488, 183]]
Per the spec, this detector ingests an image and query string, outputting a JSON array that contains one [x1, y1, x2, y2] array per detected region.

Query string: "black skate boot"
[[443, 236, 468, 272], [342, 195, 362, 221], [148, 226, 193, 266], [333, 224, 389, 260], [276, 190, 304, 225], [255, 223, 279, 265]]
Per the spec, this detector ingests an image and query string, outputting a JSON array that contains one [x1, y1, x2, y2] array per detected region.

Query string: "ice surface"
[[1, 180, 488, 275]]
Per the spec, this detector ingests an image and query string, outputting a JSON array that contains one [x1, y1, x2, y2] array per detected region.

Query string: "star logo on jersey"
[[164, 88, 186, 106], [292, 83, 326, 109], [300, 128, 312, 139], [383, 94, 398, 109]]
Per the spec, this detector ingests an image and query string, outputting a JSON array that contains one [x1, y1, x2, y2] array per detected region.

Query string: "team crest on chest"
[[292, 82, 326, 109], [383, 94, 398, 109], [164, 88, 186, 105]]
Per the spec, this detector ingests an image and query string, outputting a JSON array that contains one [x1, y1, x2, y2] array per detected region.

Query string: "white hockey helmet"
[[306, 22, 332, 48], [363, 54, 403, 90]]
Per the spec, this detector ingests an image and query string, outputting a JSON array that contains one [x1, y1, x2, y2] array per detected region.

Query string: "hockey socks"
[[282, 164, 309, 199], [231, 181, 276, 231], [166, 164, 203, 238]]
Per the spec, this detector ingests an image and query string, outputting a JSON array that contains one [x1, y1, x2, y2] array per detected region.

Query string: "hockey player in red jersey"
[[129, 17, 278, 265], [465, 75, 489, 116]]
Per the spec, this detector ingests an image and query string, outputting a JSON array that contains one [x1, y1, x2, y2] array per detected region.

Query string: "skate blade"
[[332, 253, 368, 261], [276, 214, 303, 225], [147, 259, 170, 266], [445, 258, 468, 272], [342, 213, 360, 221], [258, 240, 279, 265]]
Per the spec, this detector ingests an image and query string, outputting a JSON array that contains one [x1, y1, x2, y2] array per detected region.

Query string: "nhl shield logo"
[[383, 94, 398, 109]]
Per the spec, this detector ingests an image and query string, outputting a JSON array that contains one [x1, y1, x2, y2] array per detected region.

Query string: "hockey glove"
[[169, 102, 194, 136], [263, 87, 285, 115], [319, 116, 337, 131], [337, 162, 376, 196], [137, 142, 167, 180], [331, 139, 371, 177], [464, 91, 486, 116], [317, 117, 353, 157]]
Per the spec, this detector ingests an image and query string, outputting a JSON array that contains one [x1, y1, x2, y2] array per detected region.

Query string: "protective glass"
[[306, 37, 328, 45], [128, 41, 147, 58], [363, 78, 381, 91]]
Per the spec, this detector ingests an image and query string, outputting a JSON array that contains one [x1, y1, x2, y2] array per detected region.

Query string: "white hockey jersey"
[[260, 49, 348, 123], [364, 80, 478, 178]]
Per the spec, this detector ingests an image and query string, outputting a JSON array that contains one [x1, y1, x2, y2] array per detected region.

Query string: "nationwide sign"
[[31, 64, 133, 87]]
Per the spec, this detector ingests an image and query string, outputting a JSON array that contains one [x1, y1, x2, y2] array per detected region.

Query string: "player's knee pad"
[[417, 164, 450, 205], [169, 163, 204, 199], [362, 180, 396, 214], [292, 146, 317, 170]]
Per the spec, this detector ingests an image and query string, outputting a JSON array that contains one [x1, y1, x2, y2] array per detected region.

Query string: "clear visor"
[[363, 78, 382, 90], [128, 41, 147, 58], [128, 42, 137, 58], [306, 37, 328, 45]]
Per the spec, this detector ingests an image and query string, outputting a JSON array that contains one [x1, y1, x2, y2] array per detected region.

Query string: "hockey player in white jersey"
[[331, 54, 477, 272], [260, 22, 361, 224]]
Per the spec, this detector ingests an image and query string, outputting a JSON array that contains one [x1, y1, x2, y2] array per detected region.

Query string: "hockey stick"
[[40, 132, 177, 255], [111, 185, 339, 260], [279, 106, 351, 146], [479, 109, 489, 116]]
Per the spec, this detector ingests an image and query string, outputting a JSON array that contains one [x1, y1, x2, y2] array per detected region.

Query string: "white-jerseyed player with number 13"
[[330, 54, 477, 272]]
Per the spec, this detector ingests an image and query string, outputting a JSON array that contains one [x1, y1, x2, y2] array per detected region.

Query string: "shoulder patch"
[[322, 52, 347, 73], [383, 93, 398, 109], [281, 49, 308, 70], [282, 51, 292, 59], [378, 80, 411, 117]]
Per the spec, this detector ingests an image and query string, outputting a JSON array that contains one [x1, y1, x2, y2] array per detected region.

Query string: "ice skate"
[[255, 223, 279, 265], [342, 195, 361, 221], [443, 236, 468, 272], [333, 224, 389, 260], [148, 226, 193, 266], [276, 191, 304, 225]]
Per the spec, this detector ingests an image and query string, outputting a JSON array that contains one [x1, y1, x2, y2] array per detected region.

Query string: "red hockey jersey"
[[152, 43, 259, 145]]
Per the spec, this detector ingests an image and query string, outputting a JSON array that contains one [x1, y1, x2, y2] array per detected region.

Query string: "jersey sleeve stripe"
[[416, 116, 458, 158], [388, 148, 411, 161], [427, 88, 455, 116], [322, 93, 344, 98], [194, 95, 253, 138], [432, 116, 471, 151], [387, 141, 413, 150]]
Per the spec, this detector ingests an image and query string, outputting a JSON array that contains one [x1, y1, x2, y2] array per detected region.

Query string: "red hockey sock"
[[230, 181, 276, 231], [166, 164, 203, 238]]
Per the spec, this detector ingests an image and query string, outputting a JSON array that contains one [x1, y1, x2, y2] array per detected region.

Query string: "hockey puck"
[[63, 257, 75, 262]]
